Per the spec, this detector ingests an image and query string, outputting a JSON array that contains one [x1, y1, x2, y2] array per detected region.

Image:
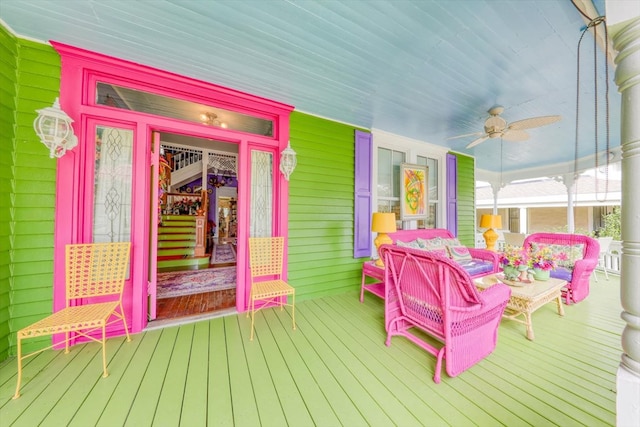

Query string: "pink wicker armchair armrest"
[[467, 248, 500, 270]]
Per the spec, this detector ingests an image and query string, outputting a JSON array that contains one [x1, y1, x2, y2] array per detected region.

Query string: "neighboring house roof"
[[476, 171, 621, 208]]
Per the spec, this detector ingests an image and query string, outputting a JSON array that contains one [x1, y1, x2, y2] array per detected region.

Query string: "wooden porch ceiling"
[[0, 0, 620, 178], [0, 271, 620, 426]]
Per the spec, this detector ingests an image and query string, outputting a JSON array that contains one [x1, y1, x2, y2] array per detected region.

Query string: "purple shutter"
[[446, 153, 458, 236], [354, 130, 373, 258]]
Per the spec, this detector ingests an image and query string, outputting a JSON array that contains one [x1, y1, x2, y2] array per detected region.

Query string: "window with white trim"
[[373, 129, 447, 234], [376, 147, 405, 226], [416, 155, 439, 229]]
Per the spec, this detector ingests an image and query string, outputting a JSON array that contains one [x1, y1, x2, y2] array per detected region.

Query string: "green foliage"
[[551, 225, 594, 237], [599, 207, 621, 240]]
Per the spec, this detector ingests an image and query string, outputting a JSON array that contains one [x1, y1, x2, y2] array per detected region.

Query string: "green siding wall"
[[0, 25, 18, 361], [453, 152, 475, 246], [0, 26, 60, 359], [0, 27, 480, 363], [288, 112, 367, 299]]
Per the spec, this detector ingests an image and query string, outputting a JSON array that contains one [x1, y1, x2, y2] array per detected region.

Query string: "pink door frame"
[[52, 42, 294, 336]]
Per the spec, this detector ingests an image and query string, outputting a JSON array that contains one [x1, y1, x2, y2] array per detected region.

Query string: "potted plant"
[[499, 245, 530, 281], [528, 244, 563, 281]]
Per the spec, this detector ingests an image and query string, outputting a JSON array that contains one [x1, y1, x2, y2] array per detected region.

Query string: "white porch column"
[[519, 207, 527, 234], [557, 173, 577, 233], [608, 5, 640, 425]]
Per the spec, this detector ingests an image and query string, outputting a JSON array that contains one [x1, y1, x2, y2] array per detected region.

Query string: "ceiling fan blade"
[[507, 115, 561, 130], [465, 135, 490, 148], [446, 131, 484, 140], [502, 129, 529, 142]]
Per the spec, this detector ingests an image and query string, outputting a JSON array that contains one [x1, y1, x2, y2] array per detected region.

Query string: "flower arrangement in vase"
[[528, 244, 564, 281], [499, 245, 530, 281]]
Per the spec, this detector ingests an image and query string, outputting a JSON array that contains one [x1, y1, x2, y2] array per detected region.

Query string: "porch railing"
[[171, 149, 203, 172]]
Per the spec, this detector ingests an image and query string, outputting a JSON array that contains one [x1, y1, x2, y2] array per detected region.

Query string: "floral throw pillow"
[[396, 239, 421, 250], [427, 246, 449, 258], [552, 244, 584, 269], [532, 243, 584, 270], [416, 237, 443, 249], [441, 237, 462, 247], [447, 245, 473, 261]]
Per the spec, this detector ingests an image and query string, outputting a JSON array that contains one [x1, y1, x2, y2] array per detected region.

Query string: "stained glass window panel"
[[250, 151, 273, 237], [93, 126, 133, 243]]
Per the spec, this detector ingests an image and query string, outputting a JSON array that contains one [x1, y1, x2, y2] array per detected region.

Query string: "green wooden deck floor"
[[0, 272, 622, 426]]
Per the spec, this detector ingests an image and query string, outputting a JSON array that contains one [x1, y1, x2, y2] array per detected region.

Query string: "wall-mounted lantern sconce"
[[279, 141, 297, 181], [33, 97, 78, 158]]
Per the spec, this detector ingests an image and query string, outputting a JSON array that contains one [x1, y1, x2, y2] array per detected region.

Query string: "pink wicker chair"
[[523, 233, 600, 304], [379, 244, 511, 383]]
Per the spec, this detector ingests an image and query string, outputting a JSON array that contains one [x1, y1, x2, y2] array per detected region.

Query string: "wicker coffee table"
[[474, 274, 566, 340]]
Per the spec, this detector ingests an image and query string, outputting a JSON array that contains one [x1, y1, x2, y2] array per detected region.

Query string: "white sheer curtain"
[[250, 150, 273, 237], [93, 126, 133, 243]]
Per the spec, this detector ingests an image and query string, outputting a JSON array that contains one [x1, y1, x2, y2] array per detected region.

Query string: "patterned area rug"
[[157, 267, 236, 299], [211, 243, 236, 264]]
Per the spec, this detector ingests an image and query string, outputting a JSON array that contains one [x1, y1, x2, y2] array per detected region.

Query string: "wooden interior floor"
[[156, 288, 237, 320], [0, 271, 622, 426], [156, 239, 237, 320]]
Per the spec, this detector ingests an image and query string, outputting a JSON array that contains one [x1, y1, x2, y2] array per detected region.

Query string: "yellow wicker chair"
[[13, 242, 132, 399], [247, 237, 295, 341]]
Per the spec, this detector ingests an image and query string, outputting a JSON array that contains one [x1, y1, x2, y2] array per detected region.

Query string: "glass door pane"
[[250, 150, 273, 237], [93, 126, 134, 242]]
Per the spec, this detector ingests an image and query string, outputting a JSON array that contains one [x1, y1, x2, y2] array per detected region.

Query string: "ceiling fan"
[[449, 106, 561, 149]]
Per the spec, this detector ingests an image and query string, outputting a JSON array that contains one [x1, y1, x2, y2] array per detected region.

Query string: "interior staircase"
[[158, 214, 210, 270]]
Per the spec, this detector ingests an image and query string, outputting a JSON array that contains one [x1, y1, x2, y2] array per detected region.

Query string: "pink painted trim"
[[51, 41, 293, 117], [53, 42, 294, 338]]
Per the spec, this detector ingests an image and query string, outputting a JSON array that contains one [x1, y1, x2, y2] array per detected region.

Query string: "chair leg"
[[246, 290, 253, 318], [291, 293, 296, 331], [13, 334, 22, 399], [594, 269, 599, 282], [433, 348, 445, 384], [65, 331, 70, 354], [119, 302, 132, 342], [101, 324, 109, 378], [250, 297, 256, 341], [603, 266, 609, 280]]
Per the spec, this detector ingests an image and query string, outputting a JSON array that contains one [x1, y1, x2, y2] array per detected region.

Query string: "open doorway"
[[153, 133, 239, 321]]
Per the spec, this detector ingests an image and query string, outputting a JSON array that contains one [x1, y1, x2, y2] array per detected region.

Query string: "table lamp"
[[372, 212, 397, 267], [480, 214, 502, 252]]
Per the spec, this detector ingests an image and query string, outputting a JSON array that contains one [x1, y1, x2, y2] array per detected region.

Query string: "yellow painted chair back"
[[13, 242, 132, 399], [247, 237, 295, 340]]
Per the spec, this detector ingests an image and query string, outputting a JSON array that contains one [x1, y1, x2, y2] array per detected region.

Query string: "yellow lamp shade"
[[480, 214, 502, 252], [372, 212, 396, 267], [371, 212, 397, 233], [480, 214, 502, 229]]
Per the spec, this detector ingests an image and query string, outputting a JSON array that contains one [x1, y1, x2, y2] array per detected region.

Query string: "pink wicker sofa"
[[387, 228, 500, 278], [523, 233, 600, 304], [379, 244, 511, 383]]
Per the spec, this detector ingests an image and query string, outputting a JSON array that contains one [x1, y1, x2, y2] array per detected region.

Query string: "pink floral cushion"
[[396, 239, 421, 249], [532, 242, 584, 270], [447, 245, 473, 261], [427, 246, 448, 257]]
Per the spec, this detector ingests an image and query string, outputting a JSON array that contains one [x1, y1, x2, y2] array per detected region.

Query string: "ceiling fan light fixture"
[[484, 115, 506, 136], [454, 105, 561, 149]]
